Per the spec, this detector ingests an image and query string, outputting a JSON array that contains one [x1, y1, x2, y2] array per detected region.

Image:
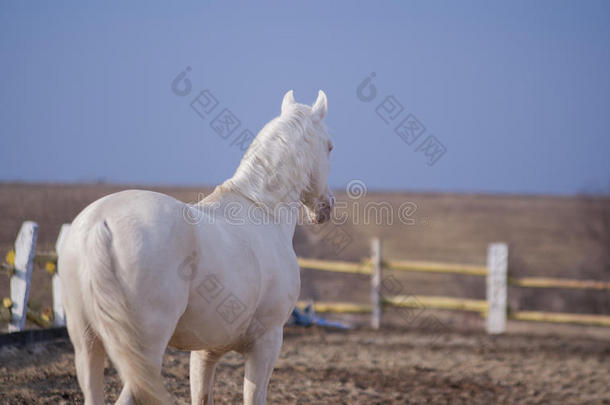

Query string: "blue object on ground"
[[287, 304, 350, 330]]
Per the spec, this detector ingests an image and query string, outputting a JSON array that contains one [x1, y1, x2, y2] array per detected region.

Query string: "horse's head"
[[225, 89, 335, 224], [281, 90, 335, 224]]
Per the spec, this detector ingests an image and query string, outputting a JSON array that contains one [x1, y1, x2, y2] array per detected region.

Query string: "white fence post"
[[8, 221, 38, 332], [371, 237, 382, 330], [52, 224, 70, 327], [486, 243, 508, 334]]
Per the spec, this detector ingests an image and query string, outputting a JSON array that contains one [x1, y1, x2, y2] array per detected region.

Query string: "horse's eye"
[[328, 143, 333, 152]]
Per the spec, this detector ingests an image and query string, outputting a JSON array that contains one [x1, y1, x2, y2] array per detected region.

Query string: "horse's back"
[[60, 189, 195, 324]]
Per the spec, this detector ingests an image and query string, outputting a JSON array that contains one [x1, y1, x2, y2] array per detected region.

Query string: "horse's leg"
[[115, 385, 134, 405], [114, 340, 167, 405], [242, 327, 283, 405], [190, 350, 223, 404], [114, 313, 178, 404], [68, 319, 106, 405]]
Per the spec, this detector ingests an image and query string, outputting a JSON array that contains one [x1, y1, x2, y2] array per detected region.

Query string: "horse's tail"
[[83, 220, 171, 405]]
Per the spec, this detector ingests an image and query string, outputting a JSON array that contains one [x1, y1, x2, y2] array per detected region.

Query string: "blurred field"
[[1, 182, 608, 320]]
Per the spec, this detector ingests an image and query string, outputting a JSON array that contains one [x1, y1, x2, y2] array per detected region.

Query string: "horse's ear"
[[311, 90, 327, 122], [281, 90, 296, 114]]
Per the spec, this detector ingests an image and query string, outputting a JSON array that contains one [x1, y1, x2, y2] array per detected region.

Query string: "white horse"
[[59, 90, 334, 405]]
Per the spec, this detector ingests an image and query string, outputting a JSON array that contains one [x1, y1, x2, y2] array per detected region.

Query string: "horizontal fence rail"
[[384, 259, 488, 277], [296, 301, 610, 328], [383, 295, 488, 314], [296, 301, 372, 314], [297, 258, 371, 275], [508, 276, 610, 291], [508, 311, 610, 327]]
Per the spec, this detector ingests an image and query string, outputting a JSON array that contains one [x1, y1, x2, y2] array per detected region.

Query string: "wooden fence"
[[297, 238, 610, 332], [2, 222, 610, 334], [1, 222, 69, 331]]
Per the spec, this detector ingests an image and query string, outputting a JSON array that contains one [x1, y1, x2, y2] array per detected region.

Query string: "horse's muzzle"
[[314, 195, 334, 224]]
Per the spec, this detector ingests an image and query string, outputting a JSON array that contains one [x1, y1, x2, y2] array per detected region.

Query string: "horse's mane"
[[223, 104, 326, 209]]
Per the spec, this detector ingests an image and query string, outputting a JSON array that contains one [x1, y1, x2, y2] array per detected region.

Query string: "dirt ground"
[[1, 311, 609, 405]]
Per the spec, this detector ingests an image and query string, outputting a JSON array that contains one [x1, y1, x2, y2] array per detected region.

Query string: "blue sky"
[[1, 1, 609, 194]]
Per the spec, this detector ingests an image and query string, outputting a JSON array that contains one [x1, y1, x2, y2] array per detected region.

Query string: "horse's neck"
[[203, 185, 300, 239], [221, 160, 305, 214], [222, 122, 312, 213]]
